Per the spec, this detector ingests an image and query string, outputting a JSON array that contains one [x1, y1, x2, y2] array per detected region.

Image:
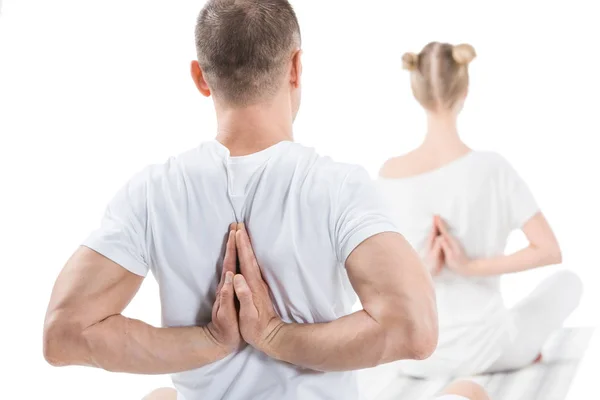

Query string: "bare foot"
[[143, 388, 177, 400], [442, 380, 490, 400]]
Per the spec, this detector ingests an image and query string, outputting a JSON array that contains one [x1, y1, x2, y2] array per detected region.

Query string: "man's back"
[[85, 140, 396, 399], [43, 2, 442, 398]]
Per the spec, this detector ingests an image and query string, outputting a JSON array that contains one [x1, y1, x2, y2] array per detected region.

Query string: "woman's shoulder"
[[462, 151, 527, 190], [379, 150, 430, 179], [379, 149, 517, 181], [469, 151, 514, 170]]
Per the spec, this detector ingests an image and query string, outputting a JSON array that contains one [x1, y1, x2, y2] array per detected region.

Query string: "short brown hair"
[[195, 0, 301, 106], [402, 42, 476, 111]]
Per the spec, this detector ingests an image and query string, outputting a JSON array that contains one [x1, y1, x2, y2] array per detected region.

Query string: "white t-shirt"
[[84, 140, 399, 400], [376, 151, 540, 377]]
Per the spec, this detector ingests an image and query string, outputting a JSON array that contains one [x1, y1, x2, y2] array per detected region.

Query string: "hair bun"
[[402, 52, 419, 71], [452, 44, 476, 65]]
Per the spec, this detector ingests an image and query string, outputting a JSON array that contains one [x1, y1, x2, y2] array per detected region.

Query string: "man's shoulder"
[[136, 143, 217, 181], [128, 142, 371, 193], [117, 147, 201, 197], [285, 142, 370, 186]]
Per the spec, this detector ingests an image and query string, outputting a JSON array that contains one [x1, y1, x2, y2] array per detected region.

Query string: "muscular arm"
[[235, 229, 438, 372], [466, 213, 562, 276], [43, 246, 231, 374]]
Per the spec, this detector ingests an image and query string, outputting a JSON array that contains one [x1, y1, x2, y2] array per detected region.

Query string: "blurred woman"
[[377, 42, 583, 377]]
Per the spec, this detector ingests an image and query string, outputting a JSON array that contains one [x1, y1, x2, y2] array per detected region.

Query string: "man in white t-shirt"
[[43, 1, 488, 399]]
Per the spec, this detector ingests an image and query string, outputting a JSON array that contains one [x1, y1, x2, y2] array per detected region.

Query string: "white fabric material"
[[487, 270, 583, 372], [84, 140, 399, 400], [371, 328, 594, 400], [377, 151, 540, 377], [435, 396, 469, 400]]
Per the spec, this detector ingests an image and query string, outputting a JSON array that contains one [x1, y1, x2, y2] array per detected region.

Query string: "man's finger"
[[233, 274, 257, 318], [219, 272, 236, 317], [235, 225, 262, 286], [223, 230, 237, 275], [218, 230, 237, 292]]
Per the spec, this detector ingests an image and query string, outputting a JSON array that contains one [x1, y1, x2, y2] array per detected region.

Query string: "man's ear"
[[290, 49, 303, 89], [191, 60, 211, 97]]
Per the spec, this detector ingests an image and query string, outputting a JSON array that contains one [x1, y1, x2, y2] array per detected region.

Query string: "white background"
[[0, 0, 598, 399]]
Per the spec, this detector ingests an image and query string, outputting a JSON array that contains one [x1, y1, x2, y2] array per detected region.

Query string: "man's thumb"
[[233, 274, 253, 304]]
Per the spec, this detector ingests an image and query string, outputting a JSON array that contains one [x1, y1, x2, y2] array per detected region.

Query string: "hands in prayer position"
[[209, 223, 284, 355], [424, 221, 445, 276], [205, 224, 243, 353], [425, 216, 472, 276]]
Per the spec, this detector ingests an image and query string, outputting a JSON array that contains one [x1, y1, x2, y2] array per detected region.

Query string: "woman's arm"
[[438, 213, 562, 277]]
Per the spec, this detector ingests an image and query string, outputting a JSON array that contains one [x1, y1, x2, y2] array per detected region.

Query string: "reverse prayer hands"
[[205, 224, 244, 353], [425, 219, 445, 276], [434, 216, 475, 275], [231, 224, 284, 353]]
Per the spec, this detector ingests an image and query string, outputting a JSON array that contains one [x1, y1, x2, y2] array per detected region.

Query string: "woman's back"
[[379, 151, 538, 264], [376, 41, 575, 380], [378, 150, 540, 376]]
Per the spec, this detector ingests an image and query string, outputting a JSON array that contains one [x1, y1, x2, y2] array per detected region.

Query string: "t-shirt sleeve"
[[333, 166, 401, 265], [500, 156, 540, 231], [82, 170, 151, 277]]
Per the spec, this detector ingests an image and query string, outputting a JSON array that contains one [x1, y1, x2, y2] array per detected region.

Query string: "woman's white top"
[[377, 151, 540, 376]]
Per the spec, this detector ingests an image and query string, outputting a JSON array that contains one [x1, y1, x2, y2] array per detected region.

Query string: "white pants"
[[357, 271, 583, 398], [486, 270, 583, 373]]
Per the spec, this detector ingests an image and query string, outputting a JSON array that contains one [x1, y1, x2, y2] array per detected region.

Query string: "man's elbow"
[[405, 291, 439, 360], [385, 309, 439, 362], [405, 319, 438, 360], [43, 312, 80, 367]]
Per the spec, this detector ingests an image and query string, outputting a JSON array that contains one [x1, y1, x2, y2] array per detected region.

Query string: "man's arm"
[[43, 228, 240, 374], [233, 226, 438, 372]]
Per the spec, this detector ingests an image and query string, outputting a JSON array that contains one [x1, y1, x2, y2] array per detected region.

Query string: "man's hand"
[[424, 217, 445, 276], [436, 217, 474, 275], [231, 224, 284, 352], [205, 224, 243, 353], [44, 241, 240, 373]]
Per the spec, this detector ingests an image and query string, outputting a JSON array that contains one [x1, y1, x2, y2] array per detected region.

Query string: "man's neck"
[[215, 101, 294, 157]]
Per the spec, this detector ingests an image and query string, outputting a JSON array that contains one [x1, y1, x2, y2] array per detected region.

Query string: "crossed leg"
[[486, 270, 583, 373], [143, 388, 177, 400]]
